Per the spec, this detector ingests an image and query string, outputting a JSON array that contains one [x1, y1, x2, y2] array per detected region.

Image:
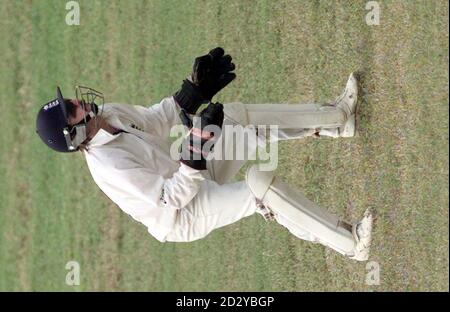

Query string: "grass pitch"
[[0, 0, 448, 291]]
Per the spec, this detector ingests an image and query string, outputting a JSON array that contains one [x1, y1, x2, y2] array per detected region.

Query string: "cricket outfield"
[[0, 0, 448, 291]]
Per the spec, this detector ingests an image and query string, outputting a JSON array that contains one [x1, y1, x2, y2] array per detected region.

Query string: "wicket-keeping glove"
[[174, 47, 235, 115], [179, 102, 224, 170]]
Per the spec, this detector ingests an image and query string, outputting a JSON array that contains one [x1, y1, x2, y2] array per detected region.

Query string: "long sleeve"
[[95, 152, 205, 213], [138, 96, 183, 138], [160, 163, 206, 209], [100, 97, 185, 143]]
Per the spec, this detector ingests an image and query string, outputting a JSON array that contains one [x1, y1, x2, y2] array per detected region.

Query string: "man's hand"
[[179, 102, 224, 170], [174, 47, 236, 115], [196, 100, 225, 129], [191, 47, 236, 100]]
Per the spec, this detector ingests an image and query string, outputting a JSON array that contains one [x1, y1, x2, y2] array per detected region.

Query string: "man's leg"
[[165, 168, 372, 261], [245, 165, 373, 261], [225, 73, 358, 140], [165, 179, 257, 242], [206, 73, 358, 185]]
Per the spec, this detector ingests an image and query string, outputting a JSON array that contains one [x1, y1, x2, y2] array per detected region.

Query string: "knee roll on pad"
[[245, 164, 275, 199]]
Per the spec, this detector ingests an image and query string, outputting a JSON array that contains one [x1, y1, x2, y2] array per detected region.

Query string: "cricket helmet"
[[35, 86, 104, 152]]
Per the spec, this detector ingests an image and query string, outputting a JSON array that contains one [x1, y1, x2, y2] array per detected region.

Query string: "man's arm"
[[138, 96, 183, 138], [94, 152, 205, 213], [173, 47, 236, 115], [137, 47, 235, 138]]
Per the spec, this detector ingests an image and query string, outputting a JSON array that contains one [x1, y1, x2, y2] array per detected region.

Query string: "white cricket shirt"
[[83, 97, 205, 242]]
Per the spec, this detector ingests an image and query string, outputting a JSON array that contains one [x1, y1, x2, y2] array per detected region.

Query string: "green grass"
[[0, 0, 448, 291]]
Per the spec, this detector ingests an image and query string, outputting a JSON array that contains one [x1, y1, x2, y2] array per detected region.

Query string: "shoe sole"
[[351, 210, 373, 261], [340, 73, 359, 138], [341, 114, 356, 137]]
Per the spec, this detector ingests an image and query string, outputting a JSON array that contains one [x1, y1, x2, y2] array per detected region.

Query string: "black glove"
[[196, 101, 225, 129], [179, 102, 224, 170], [174, 47, 236, 115], [192, 47, 236, 100]]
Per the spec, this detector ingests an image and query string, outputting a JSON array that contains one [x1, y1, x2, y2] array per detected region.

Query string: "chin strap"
[[91, 103, 99, 114]]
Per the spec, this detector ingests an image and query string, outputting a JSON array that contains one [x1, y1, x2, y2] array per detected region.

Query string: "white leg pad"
[[246, 165, 356, 256]]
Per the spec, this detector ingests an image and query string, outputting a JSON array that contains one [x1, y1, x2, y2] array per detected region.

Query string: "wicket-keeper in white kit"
[[35, 47, 373, 261]]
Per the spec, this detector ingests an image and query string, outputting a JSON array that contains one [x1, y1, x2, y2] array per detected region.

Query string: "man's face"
[[66, 99, 93, 126]]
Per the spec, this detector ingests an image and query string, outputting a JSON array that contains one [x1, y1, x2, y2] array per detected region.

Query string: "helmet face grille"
[[75, 85, 104, 116]]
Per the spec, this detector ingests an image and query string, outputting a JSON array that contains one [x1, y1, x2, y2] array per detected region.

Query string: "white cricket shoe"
[[335, 73, 358, 137], [350, 209, 373, 261]]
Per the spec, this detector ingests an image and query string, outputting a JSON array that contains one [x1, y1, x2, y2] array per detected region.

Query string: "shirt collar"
[[87, 128, 121, 147], [85, 104, 122, 148]]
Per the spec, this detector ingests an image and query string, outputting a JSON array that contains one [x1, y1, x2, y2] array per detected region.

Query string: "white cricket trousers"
[[165, 102, 355, 256]]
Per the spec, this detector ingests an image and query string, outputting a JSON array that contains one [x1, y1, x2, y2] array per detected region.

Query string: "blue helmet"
[[35, 86, 102, 152]]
